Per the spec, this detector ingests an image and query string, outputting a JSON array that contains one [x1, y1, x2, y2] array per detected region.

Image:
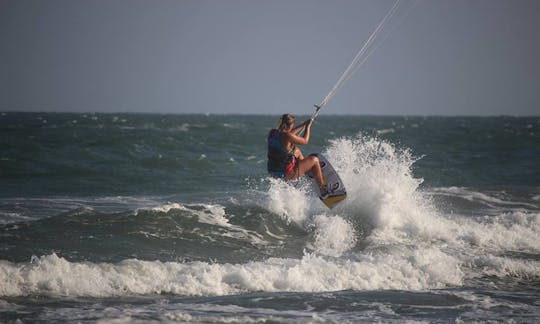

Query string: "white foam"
[[265, 178, 311, 226], [0, 211, 33, 224], [264, 178, 358, 257], [137, 203, 267, 246], [310, 215, 356, 257], [164, 312, 291, 323], [177, 123, 190, 131], [137, 203, 229, 226], [163, 303, 325, 323], [465, 253, 540, 282], [452, 211, 540, 252], [0, 249, 463, 297], [222, 123, 243, 129], [323, 135, 427, 231], [376, 128, 394, 135]]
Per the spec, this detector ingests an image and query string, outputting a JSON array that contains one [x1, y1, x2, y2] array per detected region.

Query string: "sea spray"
[[264, 134, 457, 255], [265, 178, 311, 226], [310, 214, 356, 257], [323, 134, 427, 231]]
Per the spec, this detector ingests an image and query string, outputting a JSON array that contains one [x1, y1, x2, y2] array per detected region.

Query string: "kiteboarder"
[[267, 113, 328, 197]]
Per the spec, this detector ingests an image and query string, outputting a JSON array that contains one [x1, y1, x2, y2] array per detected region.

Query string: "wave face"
[[1, 113, 539, 322]]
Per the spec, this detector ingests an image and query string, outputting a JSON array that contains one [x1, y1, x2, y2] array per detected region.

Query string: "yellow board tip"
[[321, 194, 347, 208]]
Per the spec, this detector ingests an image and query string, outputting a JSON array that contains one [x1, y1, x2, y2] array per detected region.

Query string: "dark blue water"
[[1, 112, 539, 322]]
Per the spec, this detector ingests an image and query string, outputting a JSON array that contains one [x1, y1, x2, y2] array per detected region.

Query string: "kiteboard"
[[310, 153, 347, 208]]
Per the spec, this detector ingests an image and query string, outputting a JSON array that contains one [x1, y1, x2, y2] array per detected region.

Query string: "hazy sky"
[[1, 0, 539, 115]]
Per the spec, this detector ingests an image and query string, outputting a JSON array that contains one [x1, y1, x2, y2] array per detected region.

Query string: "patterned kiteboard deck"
[[310, 153, 347, 208]]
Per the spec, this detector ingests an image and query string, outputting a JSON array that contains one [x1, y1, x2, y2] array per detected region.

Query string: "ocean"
[[0, 112, 539, 323]]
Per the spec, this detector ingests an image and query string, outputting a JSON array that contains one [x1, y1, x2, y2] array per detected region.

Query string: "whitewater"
[[0, 113, 539, 322]]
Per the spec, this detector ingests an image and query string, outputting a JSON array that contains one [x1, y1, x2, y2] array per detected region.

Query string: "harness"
[[267, 129, 297, 177]]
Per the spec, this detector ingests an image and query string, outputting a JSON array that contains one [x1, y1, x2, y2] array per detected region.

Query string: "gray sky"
[[1, 0, 539, 115]]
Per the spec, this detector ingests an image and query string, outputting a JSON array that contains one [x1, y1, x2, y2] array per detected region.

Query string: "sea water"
[[0, 113, 539, 322]]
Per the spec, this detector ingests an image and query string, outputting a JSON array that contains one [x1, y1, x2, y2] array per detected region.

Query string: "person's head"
[[277, 113, 295, 131]]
